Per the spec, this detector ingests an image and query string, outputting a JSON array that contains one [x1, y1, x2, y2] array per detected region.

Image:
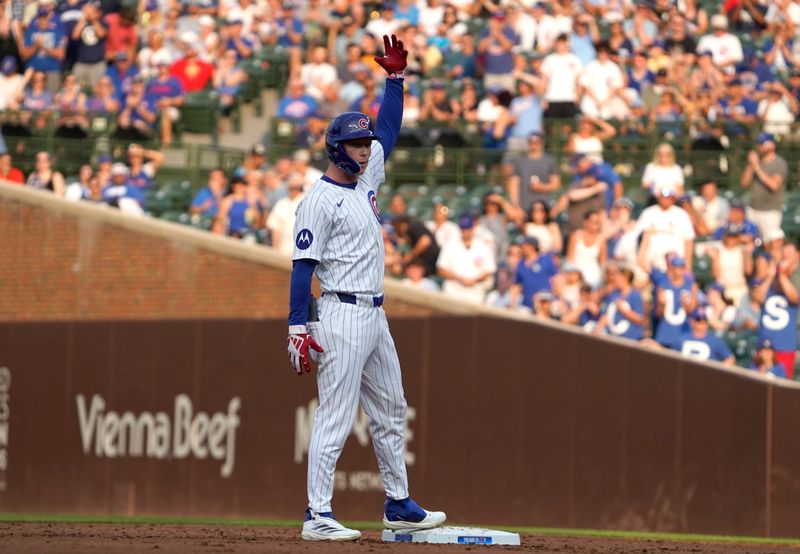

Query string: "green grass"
[[2, 513, 800, 546]]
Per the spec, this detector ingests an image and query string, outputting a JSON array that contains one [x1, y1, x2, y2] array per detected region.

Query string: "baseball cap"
[[677, 194, 691, 205], [528, 131, 544, 141], [729, 198, 745, 210], [179, 31, 199, 45], [668, 256, 686, 268], [0, 56, 16, 75], [658, 187, 675, 198], [711, 14, 728, 29], [114, 50, 129, 62], [518, 235, 539, 249], [689, 308, 707, 321], [756, 132, 775, 145], [699, 50, 713, 58], [111, 163, 129, 177], [36, 6, 50, 17], [729, 77, 743, 86], [250, 143, 266, 156], [758, 338, 774, 350], [458, 214, 475, 229], [492, 10, 505, 19], [615, 197, 634, 211], [152, 51, 172, 67], [97, 153, 113, 164], [570, 152, 588, 167]]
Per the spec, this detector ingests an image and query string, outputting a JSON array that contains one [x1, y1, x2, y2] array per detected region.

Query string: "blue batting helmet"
[[325, 112, 382, 175]]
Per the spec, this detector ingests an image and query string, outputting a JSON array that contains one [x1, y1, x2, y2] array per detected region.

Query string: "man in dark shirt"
[[392, 215, 440, 277], [504, 132, 560, 212], [71, 0, 107, 89]]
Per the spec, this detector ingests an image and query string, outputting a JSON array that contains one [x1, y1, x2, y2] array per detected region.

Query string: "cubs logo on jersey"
[[368, 190, 381, 223], [296, 229, 314, 250]]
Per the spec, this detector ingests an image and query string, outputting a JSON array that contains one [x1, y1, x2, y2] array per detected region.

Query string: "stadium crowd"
[[6, 0, 800, 377]]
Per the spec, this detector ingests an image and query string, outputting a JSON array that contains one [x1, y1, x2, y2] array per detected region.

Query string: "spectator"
[[562, 283, 602, 331], [401, 258, 440, 292], [691, 179, 729, 236], [221, 16, 254, 61], [594, 265, 646, 341], [101, 162, 145, 215], [0, 58, 27, 111], [21, 7, 66, 93], [116, 75, 157, 142], [755, 229, 787, 282], [266, 172, 306, 256], [300, 44, 337, 103], [709, 77, 757, 138], [0, 152, 23, 184], [709, 226, 753, 304], [553, 261, 584, 312], [641, 142, 684, 199], [705, 282, 738, 333], [551, 159, 607, 236], [758, 81, 796, 137], [212, 49, 248, 117], [578, 41, 625, 120], [523, 199, 563, 255], [105, 51, 138, 104], [626, 51, 655, 96], [740, 132, 788, 239], [624, 4, 659, 51], [566, 115, 616, 163], [607, 20, 634, 62], [137, 29, 173, 82], [533, 290, 557, 320], [53, 72, 88, 138], [172, 32, 215, 93], [569, 13, 598, 65], [126, 143, 163, 193], [605, 197, 639, 267], [652, 256, 696, 347], [145, 51, 186, 146], [436, 214, 496, 304], [688, 50, 725, 94], [505, 76, 545, 151], [531, 2, 560, 53], [391, 215, 440, 277], [566, 210, 606, 289], [734, 279, 764, 331], [277, 78, 319, 122], [197, 15, 220, 62], [86, 75, 120, 115], [668, 309, 735, 365], [505, 131, 560, 211], [712, 199, 759, 244], [485, 265, 516, 309], [478, 11, 519, 92], [749, 339, 788, 379], [513, 236, 558, 310], [64, 164, 94, 201], [427, 203, 460, 251], [541, 33, 582, 119], [94, 152, 113, 189], [190, 167, 228, 219], [753, 248, 799, 378], [26, 151, 64, 196], [477, 193, 515, 262], [103, 7, 137, 63], [71, 1, 107, 89], [420, 79, 460, 122], [635, 188, 696, 272], [290, 149, 322, 191], [578, 154, 623, 213], [696, 14, 743, 73], [214, 176, 262, 240]]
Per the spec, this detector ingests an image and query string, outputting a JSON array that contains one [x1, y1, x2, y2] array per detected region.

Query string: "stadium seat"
[[180, 91, 221, 145]]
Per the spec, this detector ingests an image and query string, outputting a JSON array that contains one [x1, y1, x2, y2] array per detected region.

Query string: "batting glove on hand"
[[374, 34, 408, 77], [288, 325, 324, 375]]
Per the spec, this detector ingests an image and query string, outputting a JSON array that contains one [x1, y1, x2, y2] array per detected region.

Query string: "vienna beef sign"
[[76, 394, 242, 478]]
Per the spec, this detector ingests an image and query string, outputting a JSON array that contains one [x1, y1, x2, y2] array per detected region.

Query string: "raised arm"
[[373, 34, 408, 161]]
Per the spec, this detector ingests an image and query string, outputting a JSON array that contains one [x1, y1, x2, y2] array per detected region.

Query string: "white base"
[[381, 526, 521, 546]]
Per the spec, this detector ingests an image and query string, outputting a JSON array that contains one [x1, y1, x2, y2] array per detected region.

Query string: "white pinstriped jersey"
[[292, 142, 386, 296]]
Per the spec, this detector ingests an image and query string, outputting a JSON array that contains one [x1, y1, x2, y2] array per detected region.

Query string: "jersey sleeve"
[[364, 141, 386, 190], [291, 194, 333, 262]]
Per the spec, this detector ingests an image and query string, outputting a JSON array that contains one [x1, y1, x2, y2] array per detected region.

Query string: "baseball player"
[[287, 34, 446, 542]]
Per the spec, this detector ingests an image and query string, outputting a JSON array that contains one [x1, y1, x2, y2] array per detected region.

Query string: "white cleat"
[[301, 509, 361, 541], [383, 497, 447, 530]]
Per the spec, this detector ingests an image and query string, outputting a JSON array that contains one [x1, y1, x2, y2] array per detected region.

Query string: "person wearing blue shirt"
[[653, 256, 697, 347], [190, 168, 228, 219], [21, 7, 66, 92], [394, 0, 419, 25], [144, 54, 185, 146], [753, 262, 799, 379], [275, 4, 304, 49], [507, 79, 544, 148], [102, 163, 147, 211], [105, 51, 139, 103], [594, 265, 646, 341], [573, 155, 623, 213], [478, 12, 519, 93], [712, 199, 759, 243], [711, 78, 758, 138], [669, 309, 734, 365], [748, 339, 788, 379], [223, 17, 254, 61], [513, 236, 558, 309], [278, 78, 319, 122]]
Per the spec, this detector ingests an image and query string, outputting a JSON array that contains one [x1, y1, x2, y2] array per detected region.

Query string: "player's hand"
[[374, 34, 407, 76], [288, 327, 324, 375]]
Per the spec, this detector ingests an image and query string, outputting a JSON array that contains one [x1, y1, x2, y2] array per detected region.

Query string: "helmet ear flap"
[[335, 142, 362, 175]]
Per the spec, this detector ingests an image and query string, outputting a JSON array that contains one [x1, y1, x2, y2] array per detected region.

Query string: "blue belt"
[[327, 292, 384, 307]]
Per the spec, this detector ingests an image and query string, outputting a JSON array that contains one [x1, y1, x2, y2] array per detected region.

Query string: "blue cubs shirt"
[[654, 275, 694, 346], [515, 253, 558, 309], [759, 290, 799, 352], [24, 20, 65, 72], [604, 288, 645, 340], [670, 331, 732, 362]]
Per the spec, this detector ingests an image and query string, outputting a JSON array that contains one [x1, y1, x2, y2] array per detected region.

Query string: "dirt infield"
[[2, 523, 799, 554]]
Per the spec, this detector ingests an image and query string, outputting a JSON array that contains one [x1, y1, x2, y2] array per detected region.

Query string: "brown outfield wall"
[[0, 183, 484, 320], [0, 318, 799, 538]]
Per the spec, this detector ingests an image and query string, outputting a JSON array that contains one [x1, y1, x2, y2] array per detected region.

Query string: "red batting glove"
[[374, 34, 408, 77], [288, 326, 324, 375]]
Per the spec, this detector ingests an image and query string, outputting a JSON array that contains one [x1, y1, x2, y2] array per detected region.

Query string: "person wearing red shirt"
[[170, 32, 215, 93], [104, 8, 138, 63], [0, 153, 24, 184]]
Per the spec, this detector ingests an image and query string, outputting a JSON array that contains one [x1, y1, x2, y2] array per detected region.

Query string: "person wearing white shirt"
[[417, 0, 445, 37], [300, 45, 339, 102], [578, 41, 625, 120], [426, 203, 461, 250], [266, 172, 305, 256], [635, 188, 696, 272], [758, 84, 796, 136], [531, 3, 561, 53], [691, 179, 729, 234], [436, 215, 497, 304], [401, 259, 440, 292], [641, 143, 684, 198], [365, 4, 403, 40], [541, 33, 582, 118], [696, 15, 743, 72]]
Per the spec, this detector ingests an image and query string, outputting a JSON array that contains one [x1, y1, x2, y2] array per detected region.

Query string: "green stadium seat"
[[180, 91, 220, 144], [145, 189, 171, 216]]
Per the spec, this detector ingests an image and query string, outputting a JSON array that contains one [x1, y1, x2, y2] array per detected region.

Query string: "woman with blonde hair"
[[641, 142, 684, 198]]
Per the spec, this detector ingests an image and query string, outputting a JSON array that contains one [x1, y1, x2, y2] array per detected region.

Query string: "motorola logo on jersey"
[[368, 190, 381, 223], [295, 229, 314, 250]]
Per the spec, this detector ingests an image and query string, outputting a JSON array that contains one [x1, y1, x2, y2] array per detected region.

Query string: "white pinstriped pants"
[[306, 294, 409, 512]]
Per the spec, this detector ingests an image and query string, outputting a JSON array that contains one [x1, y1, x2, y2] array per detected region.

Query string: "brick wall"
[[0, 184, 456, 321]]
